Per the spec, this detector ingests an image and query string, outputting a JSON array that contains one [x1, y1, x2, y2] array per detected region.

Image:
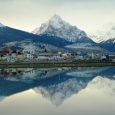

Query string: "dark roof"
[[0, 50, 9, 55], [10, 46, 23, 51]]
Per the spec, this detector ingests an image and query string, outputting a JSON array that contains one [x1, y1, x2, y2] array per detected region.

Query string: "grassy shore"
[[0, 61, 115, 68]]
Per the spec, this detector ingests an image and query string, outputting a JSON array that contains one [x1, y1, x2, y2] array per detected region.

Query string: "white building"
[[6, 56, 17, 63], [112, 59, 115, 62], [24, 54, 34, 60], [75, 56, 84, 60], [23, 45, 36, 54]]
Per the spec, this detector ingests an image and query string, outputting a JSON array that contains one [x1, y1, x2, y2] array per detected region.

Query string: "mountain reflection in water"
[[0, 67, 115, 106]]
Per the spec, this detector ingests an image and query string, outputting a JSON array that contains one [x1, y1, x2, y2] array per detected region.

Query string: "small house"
[[7, 56, 17, 63], [24, 53, 34, 60], [101, 55, 109, 61]]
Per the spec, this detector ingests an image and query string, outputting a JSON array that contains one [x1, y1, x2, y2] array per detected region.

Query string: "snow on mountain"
[[90, 23, 115, 43], [4, 40, 65, 53], [0, 96, 6, 102], [34, 78, 88, 106], [101, 38, 115, 44], [32, 15, 107, 52], [33, 67, 107, 106], [89, 24, 115, 52], [0, 67, 114, 104], [33, 14, 90, 43], [88, 76, 115, 96], [33, 68, 114, 106], [0, 23, 5, 27], [65, 43, 101, 50], [0, 25, 66, 49], [0, 18, 105, 52], [99, 38, 115, 52]]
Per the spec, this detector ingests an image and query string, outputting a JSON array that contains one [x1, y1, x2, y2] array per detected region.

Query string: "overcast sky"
[[0, 0, 115, 34]]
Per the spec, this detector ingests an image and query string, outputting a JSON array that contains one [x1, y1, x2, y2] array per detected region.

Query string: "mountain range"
[[98, 38, 115, 52], [0, 15, 114, 53], [33, 15, 105, 52], [33, 15, 90, 43], [90, 24, 115, 52]]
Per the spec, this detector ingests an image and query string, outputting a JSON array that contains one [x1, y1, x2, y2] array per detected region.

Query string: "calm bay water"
[[0, 67, 115, 115]]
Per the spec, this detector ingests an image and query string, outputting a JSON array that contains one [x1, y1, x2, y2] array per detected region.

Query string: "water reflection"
[[0, 67, 115, 106]]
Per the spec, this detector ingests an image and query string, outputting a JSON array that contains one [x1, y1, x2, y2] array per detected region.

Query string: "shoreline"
[[0, 62, 115, 68]]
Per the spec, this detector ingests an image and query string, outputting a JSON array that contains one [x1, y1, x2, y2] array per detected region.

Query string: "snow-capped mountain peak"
[[0, 22, 5, 27], [49, 14, 64, 28], [32, 14, 88, 42], [51, 14, 62, 20], [44, 14, 67, 29]]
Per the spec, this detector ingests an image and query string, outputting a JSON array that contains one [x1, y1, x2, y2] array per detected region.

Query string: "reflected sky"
[[0, 67, 115, 115]]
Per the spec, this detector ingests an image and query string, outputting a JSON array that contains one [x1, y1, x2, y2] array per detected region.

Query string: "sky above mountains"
[[0, 0, 115, 36]]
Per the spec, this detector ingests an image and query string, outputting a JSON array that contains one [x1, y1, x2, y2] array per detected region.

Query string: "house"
[[0, 48, 10, 56], [62, 53, 68, 58], [11, 51, 17, 58], [75, 56, 84, 60], [10, 50, 24, 61], [109, 55, 115, 62], [112, 59, 115, 62], [23, 46, 35, 54], [6, 56, 17, 63], [22, 46, 37, 60], [37, 53, 54, 61], [37, 56, 49, 60], [24, 53, 34, 60], [101, 55, 109, 61], [17, 52, 24, 61], [0, 48, 10, 61], [37, 53, 64, 61], [7, 46, 24, 61]]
